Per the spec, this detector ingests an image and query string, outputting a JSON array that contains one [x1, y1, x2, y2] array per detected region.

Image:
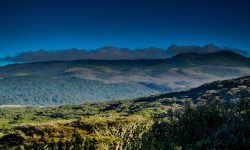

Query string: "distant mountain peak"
[[167, 44, 247, 56], [166, 50, 250, 67]]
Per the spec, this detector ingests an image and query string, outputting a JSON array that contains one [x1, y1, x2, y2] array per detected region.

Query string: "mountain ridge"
[[143, 75, 250, 103]]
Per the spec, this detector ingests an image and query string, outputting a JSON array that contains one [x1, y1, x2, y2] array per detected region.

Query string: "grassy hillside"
[[0, 76, 250, 149]]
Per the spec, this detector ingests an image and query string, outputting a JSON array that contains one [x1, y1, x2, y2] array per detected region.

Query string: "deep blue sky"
[[0, 0, 250, 57]]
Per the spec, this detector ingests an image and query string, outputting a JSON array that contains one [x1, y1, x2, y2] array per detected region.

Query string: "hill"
[[166, 50, 250, 67], [1, 50, 250, 106]]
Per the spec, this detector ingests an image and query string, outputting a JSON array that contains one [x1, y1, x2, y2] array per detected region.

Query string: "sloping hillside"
[[151, 76, 250, 103], [1, 76, 250, 123]]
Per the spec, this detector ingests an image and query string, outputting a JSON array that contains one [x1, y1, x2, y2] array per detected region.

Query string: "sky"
[[0, 0, 250, 57]]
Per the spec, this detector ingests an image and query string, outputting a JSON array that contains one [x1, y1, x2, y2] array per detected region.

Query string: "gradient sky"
[[0, 0, 250, 57]]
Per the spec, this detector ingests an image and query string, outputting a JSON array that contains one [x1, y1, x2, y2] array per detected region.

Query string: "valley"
[[1, 51, 250, 106]]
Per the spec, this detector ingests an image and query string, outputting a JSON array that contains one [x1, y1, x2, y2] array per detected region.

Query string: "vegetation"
[[152, 98, 250, 149], [1, 50, 250, 106], [0, 115, 153, 150], [0, 76, 250, 149], [0, 97, 249, 149], [0, 76, 158, 106]]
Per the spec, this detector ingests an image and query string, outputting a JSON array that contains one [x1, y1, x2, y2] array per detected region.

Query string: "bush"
[[152, 98, 250, 149]]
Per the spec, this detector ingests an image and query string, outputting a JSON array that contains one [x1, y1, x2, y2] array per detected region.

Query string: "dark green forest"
[[0, 76, 157, 106]]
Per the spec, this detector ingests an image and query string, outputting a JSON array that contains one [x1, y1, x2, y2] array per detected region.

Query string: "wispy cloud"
[[4, 47, 169, 62]]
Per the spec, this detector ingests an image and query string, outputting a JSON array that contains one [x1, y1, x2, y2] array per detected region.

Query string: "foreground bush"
[[152, 98, 250, 149], [0, 115, 153, 150]]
